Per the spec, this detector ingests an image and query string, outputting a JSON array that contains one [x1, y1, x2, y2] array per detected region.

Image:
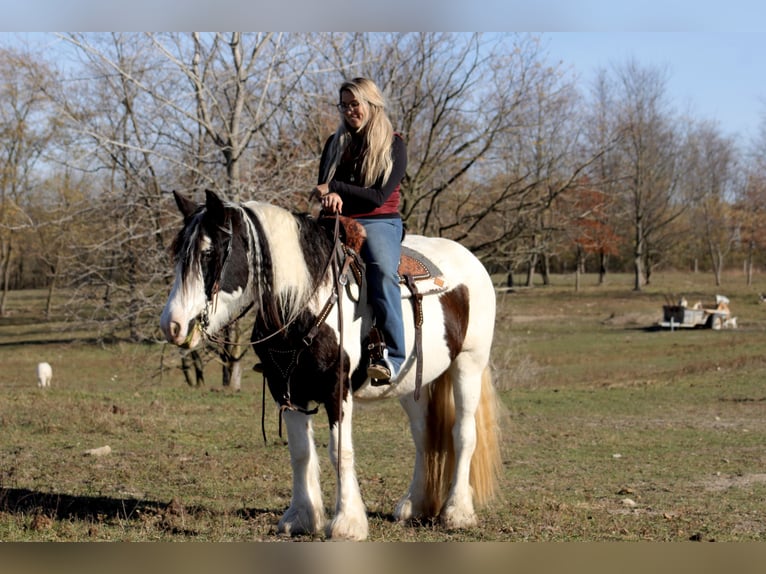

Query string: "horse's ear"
[[204, 189, 226, 222], [173, 190, 199, 219]]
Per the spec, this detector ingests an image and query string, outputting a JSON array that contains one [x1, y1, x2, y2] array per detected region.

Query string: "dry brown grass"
[[2, 271, 766, 541]]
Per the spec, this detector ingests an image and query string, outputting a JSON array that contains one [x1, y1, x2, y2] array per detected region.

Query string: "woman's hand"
[[313, 183, 342, 213], [321, 192, 343, 214]]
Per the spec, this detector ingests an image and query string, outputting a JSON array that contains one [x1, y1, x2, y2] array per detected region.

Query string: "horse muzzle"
[[162, 316, 203, 349]]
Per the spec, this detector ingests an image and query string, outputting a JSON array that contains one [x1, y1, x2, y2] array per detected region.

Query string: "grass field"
[[1, 271, 766, 541]]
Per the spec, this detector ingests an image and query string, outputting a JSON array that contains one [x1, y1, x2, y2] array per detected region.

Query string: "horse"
[[160, 189, 502, 540]]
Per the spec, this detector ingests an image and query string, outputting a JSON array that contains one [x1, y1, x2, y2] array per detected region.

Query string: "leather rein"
[[195, 213, 354, 445], [194, 211, 424, 466]]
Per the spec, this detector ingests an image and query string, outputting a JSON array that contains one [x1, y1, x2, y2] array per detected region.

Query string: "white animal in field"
[[37, 362, 52, 388]]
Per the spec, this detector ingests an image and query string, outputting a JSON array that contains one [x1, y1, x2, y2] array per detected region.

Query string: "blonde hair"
[[321, 77, 395, 188]]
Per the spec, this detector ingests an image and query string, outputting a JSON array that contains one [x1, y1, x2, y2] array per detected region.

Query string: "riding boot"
[[366, 327, 396, 385]]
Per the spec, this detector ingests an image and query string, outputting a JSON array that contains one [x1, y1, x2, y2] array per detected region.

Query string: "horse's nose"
[[169, 321, 182, 340]]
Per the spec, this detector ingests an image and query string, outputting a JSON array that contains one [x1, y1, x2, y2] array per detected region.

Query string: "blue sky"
[[2, 2, 765, 143], [2, 0, 765, 32], [542, 32, 766, 142]]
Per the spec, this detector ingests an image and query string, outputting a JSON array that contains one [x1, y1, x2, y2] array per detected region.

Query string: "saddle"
[[322, 215, 447, 296], [321, 215, 445, 400]]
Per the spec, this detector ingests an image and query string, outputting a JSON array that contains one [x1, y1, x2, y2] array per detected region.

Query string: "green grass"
[[2, 271, 766, 540]]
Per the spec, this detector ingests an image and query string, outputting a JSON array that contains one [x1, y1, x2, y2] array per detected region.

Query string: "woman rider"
[[314, 77, 407, 383]]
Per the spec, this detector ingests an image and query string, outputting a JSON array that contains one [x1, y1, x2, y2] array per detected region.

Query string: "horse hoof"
[[278, 508, 324, 537], [439, 505, 478, 530], [394, 497, 419, 522], [326, 515, 369, 541]]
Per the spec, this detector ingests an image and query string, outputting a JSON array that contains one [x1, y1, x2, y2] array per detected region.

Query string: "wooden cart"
[[659, 296, 732, 330]]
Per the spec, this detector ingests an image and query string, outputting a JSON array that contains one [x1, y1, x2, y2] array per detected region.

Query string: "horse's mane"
[[240, 203, 335, 329], [168, 197, 338, 333]]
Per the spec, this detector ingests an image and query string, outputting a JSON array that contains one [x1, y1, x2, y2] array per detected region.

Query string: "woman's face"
[[339, 89, 366, 131]]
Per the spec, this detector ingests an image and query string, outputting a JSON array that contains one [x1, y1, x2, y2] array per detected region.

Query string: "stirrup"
[[366, 327, 397, 385], [367, 361, 392, 384], [368, 354, 399, 385], [367, 327, 386, 363]]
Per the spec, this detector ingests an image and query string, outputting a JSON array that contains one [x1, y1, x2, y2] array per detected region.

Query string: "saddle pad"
[[324, 216, 448, 298], [399, 245, 441, 281], [398, 245, 447, 296]]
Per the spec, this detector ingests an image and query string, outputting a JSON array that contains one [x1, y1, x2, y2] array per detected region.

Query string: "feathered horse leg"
[[326, 392, 368, 540], [277, 410, 325, 536]]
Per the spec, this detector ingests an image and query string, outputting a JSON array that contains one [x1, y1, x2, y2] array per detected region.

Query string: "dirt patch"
[[600, 312, 660, 327], [509, 314, 567, 324], [510, 312, 659, 327], [700, 473, 766, 492]]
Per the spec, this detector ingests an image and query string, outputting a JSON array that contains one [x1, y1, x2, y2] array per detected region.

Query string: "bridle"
[[198, 213, 350, 350], [191, 212, 355, 434], [182, 216, 245, 348], [182, 210, 368, 482]]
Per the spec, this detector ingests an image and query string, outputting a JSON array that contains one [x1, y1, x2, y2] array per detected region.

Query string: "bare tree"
[[0, 47, 57, 316], [32, 166, 93, 318], [737, 111, 766, 285], [682, 120, 739, 286], [49, 33, 175, 341], [737, 170, 766, 285], [149, 32, 316, 389], [603, 60, 686, 291], [52, 32, 316, 388], [580, 69, 627, 281], [465, 35, 595, 283]]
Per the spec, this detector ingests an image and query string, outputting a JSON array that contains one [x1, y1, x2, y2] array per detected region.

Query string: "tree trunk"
[[229, 358, 243, 392], [633, 225, 643, 291], [707, 239, 722, 287], [182, 350, 205, 387], [525, 253, 538, 287], [44, 258, 60, 319], [632, 255, 642, 292], [598, 251, 607, 285], [574, 245, 584, 292], [0, 238, 13, 317], [221, 322, 246, 390], [541, 253, 551, 286]]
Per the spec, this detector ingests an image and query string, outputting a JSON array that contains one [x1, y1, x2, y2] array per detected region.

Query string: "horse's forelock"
[[169, 200, 326, 332], [169, 208, 212, 289]]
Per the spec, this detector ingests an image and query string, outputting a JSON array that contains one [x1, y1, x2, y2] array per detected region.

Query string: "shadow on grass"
[[1, 487, 446, 540], [0, 487, 277, 524], [0, 487, 165, 520], [0, 336, 153, 348]]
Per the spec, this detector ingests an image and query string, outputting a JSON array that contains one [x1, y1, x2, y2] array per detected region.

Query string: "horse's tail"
[[424, 365, 503, 516], [470, 366, 503, 505]]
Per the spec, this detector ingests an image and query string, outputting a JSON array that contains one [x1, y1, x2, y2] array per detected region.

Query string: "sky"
[[1, 1, 765, 142], [2, 0, 765, 32], [542, 32, 766, 142]]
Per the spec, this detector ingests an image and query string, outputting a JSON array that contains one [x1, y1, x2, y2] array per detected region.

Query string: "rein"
[[192, 208, 353, 484], [200, 209, 340, 349], [330, 215, 346, 481], [242, 215, 352, 463]]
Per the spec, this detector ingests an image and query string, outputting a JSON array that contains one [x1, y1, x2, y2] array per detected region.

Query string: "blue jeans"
[[357, 217, 405, 372]]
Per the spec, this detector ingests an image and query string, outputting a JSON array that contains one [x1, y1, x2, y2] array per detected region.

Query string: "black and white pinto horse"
[[160, 190, 502, 540]]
